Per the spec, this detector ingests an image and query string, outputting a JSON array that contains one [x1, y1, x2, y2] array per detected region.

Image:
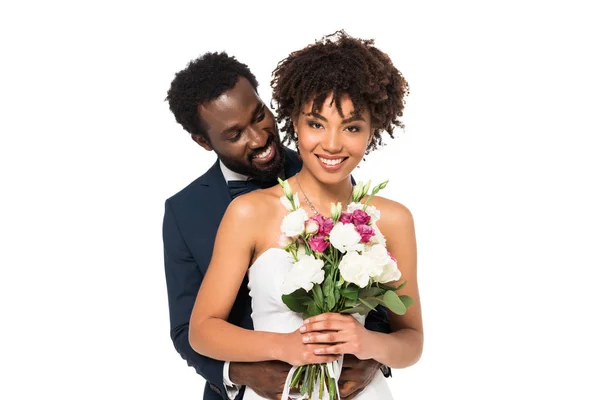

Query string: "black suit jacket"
[[163, 148, 389, 399]]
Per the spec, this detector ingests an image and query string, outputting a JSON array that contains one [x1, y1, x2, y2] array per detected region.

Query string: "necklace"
[[295, 176, 352, 216]]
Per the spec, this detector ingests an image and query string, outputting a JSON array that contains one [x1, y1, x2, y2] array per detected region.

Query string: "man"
[[163, 52, 390, 400]]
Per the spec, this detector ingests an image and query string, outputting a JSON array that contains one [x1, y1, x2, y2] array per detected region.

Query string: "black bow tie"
[[227, 179, 278, 199]]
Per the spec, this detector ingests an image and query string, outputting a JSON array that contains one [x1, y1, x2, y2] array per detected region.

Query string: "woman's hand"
[[300, 313, 377, 360], [278, 328, 340, 366]]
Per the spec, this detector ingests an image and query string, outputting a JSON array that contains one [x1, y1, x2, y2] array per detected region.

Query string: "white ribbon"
[[280, 356, 344, 400]]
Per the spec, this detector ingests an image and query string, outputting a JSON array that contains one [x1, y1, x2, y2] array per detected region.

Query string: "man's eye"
[[228, 131, 242, 142], [255, 111, 265, 123]]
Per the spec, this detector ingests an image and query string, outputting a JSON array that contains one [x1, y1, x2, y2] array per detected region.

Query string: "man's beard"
[[219, 134, 285, 182]]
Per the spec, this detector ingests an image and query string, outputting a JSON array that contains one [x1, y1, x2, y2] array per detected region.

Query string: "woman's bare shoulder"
[[369, 196, 414, 228], [226, 186, 285, 220]]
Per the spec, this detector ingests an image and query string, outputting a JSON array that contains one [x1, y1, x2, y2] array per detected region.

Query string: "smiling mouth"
[[317, 156, 346, 166], [252, 141, 276, 164], [315, 154, 349, 170]]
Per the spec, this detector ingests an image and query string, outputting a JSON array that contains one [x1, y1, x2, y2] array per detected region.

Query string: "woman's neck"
[[294, 167, 353, 216]]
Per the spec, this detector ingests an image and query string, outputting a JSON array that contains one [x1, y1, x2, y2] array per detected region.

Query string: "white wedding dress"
[[243, 247, 393, 400]]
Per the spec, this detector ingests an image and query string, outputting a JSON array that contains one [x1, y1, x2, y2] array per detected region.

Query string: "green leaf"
[[323, 275, 335, 311], [358, 298, 378, 311], [340, 304, 371, 315], [340, 286, 359, 300], [397, 281, 407, 290], [282, 294, 306, 313], [323, 275, 334, 298], [307, 302, 320, 317], [399, 295, 414, 308], [312, 285, 324, 310], [281, 289, 310, 313], [383, 290, 408, 315], [344, 298, 357, 308], [358, 287, 386, 298]]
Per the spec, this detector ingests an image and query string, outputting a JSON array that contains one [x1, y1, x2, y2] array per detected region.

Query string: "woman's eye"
[[308, 121, 323, 129]]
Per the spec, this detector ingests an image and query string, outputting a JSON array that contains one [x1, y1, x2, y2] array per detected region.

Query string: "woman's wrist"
[[269, 332, 289, 362]]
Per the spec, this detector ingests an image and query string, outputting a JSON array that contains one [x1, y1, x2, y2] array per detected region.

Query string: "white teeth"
[[319, 157, 343, 166], [255, 146, 272, 159]]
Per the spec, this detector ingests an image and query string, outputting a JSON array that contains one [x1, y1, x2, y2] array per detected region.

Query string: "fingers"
[[313, 343, 346, 356], [302, 330, 353, 344], [300, 319, 353, 333], [300, 346, 340, 364], [303, 313, 353, 325]]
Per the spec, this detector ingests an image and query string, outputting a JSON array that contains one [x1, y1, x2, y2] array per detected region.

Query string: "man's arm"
[[163, 200, 228, 399]]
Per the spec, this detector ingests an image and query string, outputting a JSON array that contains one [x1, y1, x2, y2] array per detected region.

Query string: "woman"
[[189, 31, 423, 399]]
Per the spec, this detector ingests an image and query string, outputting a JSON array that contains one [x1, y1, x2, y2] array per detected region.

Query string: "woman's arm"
[[189, 195, 338, 366], [301, 198, 424, 368]]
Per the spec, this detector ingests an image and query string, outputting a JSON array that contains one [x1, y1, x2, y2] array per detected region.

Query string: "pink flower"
[[312, 214, 334, 236], [351, 209, 371, 226], [339, 212, 353, 224], [305, 219, 319, 235], [355, 224, 375, 243], [308, 235, 330, 253], [278, 234, 292, 248]]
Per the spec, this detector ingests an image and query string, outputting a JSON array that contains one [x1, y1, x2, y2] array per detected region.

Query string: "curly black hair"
[[166, 52, 258, 140], [271, 31, 408, 153]]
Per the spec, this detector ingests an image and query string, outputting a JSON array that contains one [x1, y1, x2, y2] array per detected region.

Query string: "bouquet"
[[277, 178, 413, 400]]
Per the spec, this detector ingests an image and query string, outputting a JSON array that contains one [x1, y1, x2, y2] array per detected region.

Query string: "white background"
[[1, 1, 599, 399]]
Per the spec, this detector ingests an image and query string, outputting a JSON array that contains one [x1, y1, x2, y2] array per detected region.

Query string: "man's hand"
[[229, 361, 292, 400], [338, 355, 381, 399]]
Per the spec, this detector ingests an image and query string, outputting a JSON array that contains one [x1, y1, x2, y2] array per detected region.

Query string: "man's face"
[[193, 77, 284, 181]]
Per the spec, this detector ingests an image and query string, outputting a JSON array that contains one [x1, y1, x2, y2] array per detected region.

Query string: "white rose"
[[329, 222, 364, 253], [364, 205, 381, 224], [279, 193, 300, 211], [281, 254, 325, 294], [280, 208, 309, 238], [346, 202, 363, 213], [339, 251, 370, 288], [374, 258, 401, 284], [363, 244, 388, 278]]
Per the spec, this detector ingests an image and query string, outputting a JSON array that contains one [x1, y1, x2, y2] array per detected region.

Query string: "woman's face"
[[295, 93, 373, 185]]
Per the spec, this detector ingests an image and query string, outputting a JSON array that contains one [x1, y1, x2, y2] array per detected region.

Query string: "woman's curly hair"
[[270, 31, 409, 154]]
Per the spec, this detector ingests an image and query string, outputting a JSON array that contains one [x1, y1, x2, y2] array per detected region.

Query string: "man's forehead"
[[198, 91, 261, 135]]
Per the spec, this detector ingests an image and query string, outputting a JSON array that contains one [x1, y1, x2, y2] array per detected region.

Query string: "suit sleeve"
[[163, 199, 228, 399], [364, 305, 391, 333]]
